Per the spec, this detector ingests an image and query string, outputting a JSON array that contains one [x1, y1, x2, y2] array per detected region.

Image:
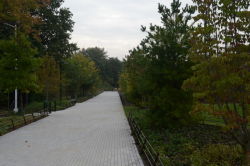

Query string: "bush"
[[56, 99, 71, 110], [147, 87, 194, 128], [190, 144, 242, 166], [24, 101, 43, 113], [162, 132, 196, 166]]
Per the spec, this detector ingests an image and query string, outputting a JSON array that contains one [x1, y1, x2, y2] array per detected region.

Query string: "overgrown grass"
[[24, 101, 44, 114], [200, 112, 225, 127], [124, 106, 242, 166], [56, 99, 71, 110], [23, 99, 73, 113], [0, 115, 35, 135], [197, 106, 249, 127]]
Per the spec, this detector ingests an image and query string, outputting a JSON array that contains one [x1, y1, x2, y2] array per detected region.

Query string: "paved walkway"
[[0, 92, 144, 166]]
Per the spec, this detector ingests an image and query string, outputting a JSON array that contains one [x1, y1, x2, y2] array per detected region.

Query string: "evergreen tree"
[[83, 47, 122, 89], [183, 0, 250, 164], [120, 0, 195, 127]]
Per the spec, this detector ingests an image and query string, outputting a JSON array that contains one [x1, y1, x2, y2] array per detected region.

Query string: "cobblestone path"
[[0, 92, 144, 166]]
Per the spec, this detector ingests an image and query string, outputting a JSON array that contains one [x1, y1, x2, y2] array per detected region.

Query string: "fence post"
[[129, 113, 132, 123], [23, 116, 27, 125], [153, 153, 160, 166], [54, 101, 56, 111], [141, 136, 147, 153], [130, 118, 134, 136], [10, 119, 14, 130], [132, 119, 140, 145], [43, 102, 46, 112], [32, 113, 35, 121], [48, 102, 51, 113], [43, 105, 45, 115], [128, 113, 130, 124]]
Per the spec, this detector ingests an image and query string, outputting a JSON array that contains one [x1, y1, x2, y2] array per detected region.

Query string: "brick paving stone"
[[0, 92, 144, 166]]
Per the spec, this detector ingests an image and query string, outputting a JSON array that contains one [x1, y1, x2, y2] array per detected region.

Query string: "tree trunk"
[[25, 93, 28, 107], [7, 91, 9, 110], [59, 62, 62, 102], [20, 92, 23, 113], [46, 88, 49, 102]]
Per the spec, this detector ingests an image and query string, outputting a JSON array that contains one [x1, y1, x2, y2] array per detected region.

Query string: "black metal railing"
[[128, 113, 165, 166], [0, 111, 49, 136], [44, 100, 76, 113], [0, 99, 78, 136]]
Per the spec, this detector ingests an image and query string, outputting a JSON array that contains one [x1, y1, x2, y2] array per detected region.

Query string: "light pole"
[[4, 23, 18, 113]]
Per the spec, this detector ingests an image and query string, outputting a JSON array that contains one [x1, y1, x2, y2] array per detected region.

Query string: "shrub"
[[56, 99, 71, 110], [24, 101, 43, 113], [163, 132, 196, 165], [190, 144, 242, 166]]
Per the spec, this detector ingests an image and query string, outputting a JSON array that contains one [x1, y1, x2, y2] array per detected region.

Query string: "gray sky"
[[63, 0, 193, 59]]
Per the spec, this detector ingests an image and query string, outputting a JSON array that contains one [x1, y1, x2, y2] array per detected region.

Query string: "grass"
[[200, 112, 225, 127], [24, 101, 44, 114], [197, 104, 250, 127], [55, 99, 71, 110], [0, 114, 39, 135], [23, 99, 73, 113], [124, 106, 240, 166], [0, 99, 72, 136]]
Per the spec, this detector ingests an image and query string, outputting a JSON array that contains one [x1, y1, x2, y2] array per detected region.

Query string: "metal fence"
[[0, 99, 78, 136], [128, 113, 165, 166], [0, 111, 49, 136], [43, 100, 76, 113]]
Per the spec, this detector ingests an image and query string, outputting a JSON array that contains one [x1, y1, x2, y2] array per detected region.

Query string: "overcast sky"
[[63, 0, 193, 59]]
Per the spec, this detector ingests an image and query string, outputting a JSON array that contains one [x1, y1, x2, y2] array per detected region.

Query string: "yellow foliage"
[[37, 55, 60, 100]]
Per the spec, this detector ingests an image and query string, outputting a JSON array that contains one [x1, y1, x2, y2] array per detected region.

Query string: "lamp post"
[[4, 23, 18, 113]]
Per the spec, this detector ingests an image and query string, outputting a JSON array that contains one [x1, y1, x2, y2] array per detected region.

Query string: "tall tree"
[[0, 0, 48, 111], [0, 0, 49, 40], [183, 0, 250, 164], [83, 47, 107, 80], [105, 57, 122, 88], [36, 0, 78, 61], [83, 47, 122, 88], [0, 33, 39, 94], [64, 53, 100, 99], [38, 55, 60, 101], [120, 0, 195, 127], [35, 0, 78, 100]]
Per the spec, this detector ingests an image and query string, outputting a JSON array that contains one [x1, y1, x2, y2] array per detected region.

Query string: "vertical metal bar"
[[153, 153, 159, 166], [54, 101, 56, 111], [32, 113, 35, 121], [10, 119, 14, 130], [131, 118, 135, 135], [46, 102, 51, 112], [43, 102, 46, 112], [141, 136, 147, 152], [23, 116, 26, 125]]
